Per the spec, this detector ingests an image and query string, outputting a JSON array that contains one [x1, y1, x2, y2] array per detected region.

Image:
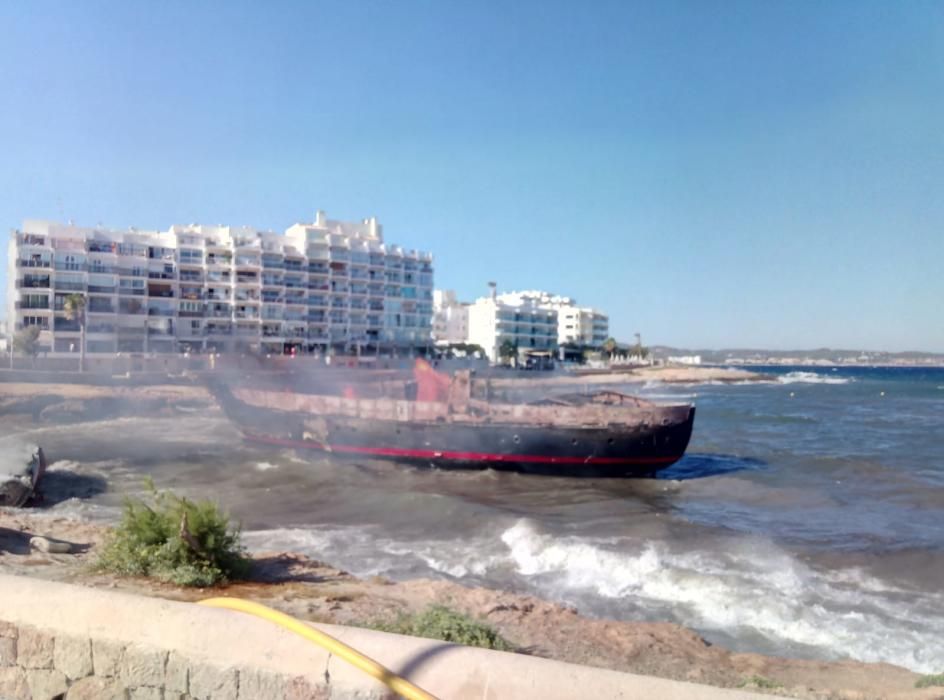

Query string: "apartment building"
[[6, 211, 433, 357], [431, 289, 469, 345], [467, 290, 558, 363]]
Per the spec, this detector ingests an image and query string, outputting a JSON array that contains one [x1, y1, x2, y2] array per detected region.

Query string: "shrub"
[[738, 675, 783, 690], [916, 673, 944, 688], [371, 605, 512, 651], [96, 481, 250, 587]]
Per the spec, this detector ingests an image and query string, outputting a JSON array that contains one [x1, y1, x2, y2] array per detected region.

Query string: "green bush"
[[96, 481, 250, 587], [916, 673, 944, 688], [371, 605, 512, 651], [738, 675, 783, 690]]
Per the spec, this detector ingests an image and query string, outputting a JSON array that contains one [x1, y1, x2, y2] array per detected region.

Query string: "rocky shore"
[[0, 510, 936, 700]]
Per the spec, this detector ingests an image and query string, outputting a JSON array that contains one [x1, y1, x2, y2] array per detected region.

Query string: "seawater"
[[3, 366, 943, 672]]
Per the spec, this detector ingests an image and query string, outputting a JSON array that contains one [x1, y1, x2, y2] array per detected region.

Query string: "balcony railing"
[[18, 259, 52, 268], [87, 285, 116, 294], [148, 309, 176, 317], [88, 304, 116, 314], [148, 271, 176, 280], [53, 281, 85, 291], [118, 287, 146, 296], [116, 268, 147, 277], [15, 300, 51, 310], [16, 279, 51, 289]]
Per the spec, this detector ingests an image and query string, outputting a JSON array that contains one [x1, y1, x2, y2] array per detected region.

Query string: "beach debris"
[[0, 447, 47, 508], [29, 536, 72, 554]]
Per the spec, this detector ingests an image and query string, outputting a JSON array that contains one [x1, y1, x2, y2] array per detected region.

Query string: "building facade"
[[431, 289, 469, 345], [466, 291, 559, 363], [6, 211, 433, 357]]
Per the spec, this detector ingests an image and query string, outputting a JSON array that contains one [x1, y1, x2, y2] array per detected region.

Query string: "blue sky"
[[1, 0, 941, 351]]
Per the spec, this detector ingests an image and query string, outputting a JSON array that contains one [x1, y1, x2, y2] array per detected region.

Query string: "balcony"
[[16, 277, 51, 289], [148, 271, 176, 280], [53, 281, 86, 292], [118, 304, 146, 315], [148, 290, 175, 299], [206, 308, 232, 318], [88, 302, 116, 314], [235, 275, 258, 285], [147, 327, 175, 337], [53, 320, 81, 332], [117, 268, 147, 277], [178, 309, 204, 318], [17, 258, 52, 268], [118, 287, 146, 296], [148, 308, 176, 317], [86, 324, 115, 334], [15, 300, 51, 310], [87, 285, 116, 294], [205, 327, 233, 336], [262, 258, 284, 270], [88, 242, 117, 254], [234, 310, 260, 320], [116, 326, 146, 336], [88, 265, 117, 275]]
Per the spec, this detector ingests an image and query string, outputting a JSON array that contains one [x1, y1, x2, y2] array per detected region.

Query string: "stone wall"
[[0, 620, 327, 699], [0, 575, 764, 700]]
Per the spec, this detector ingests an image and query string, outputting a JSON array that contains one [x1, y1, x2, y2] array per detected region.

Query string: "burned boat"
[[209, 362, 695, 477]]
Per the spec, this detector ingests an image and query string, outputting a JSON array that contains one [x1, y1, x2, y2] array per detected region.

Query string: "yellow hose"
[[198, 597, 437, 700]]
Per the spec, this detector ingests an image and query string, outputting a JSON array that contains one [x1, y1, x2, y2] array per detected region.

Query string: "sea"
[[3, 365, 943, 673]]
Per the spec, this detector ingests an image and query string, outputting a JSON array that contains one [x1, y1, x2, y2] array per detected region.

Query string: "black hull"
[[213, 384, 696, 478]]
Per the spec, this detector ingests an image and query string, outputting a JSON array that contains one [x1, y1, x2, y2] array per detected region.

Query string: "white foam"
[[777, 371, 851, 385], [254, 462, 279, 472], [499, 520, 944, 673]]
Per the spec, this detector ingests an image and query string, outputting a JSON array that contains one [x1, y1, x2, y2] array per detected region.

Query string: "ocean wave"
[[499, 519, 943, 673], [243, 519, 944, 673], [254, 461, 279, 472], [777, 372, 852, 385]]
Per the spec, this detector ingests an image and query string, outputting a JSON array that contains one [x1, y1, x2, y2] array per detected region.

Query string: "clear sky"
[[1, 0, 941, 351]]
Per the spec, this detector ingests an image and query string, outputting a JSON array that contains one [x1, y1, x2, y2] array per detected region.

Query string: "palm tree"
[[498, 338, 518, 366], [63, 293, 87, 372], [602, 337, 617, 360]]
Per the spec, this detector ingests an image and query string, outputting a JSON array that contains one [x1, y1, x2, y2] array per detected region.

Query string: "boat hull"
[[213, 383, 695, 477]]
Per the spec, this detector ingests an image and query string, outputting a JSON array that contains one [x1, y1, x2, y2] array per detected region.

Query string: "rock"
[[118, 644, 166, 688], [237, 667, 286, 698], [66, 675, 128, 700], [0, 637, 16, 666], [129, 686, 163, 700], [188, 662, 238, 700], [92, 638, 126, 677], [54, 634, 93, 680], [31, 536, 73, 554], [16, 626, 54, 669], [285, 675, 330, 700], [164, 651, 189, 695], [25, 668, 69, 699], [0, 666, 29, 700]]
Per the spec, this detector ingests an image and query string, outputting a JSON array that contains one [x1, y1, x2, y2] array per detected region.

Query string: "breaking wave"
[[244, 520, 944, 673], [499, 520, 943, 673], [777, 372, 852, 385]]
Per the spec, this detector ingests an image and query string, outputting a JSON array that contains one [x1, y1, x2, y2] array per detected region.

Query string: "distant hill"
[[648, 346, 944, 365]]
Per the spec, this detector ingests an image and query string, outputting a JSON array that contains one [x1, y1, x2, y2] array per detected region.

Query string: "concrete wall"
[[0, 575, 765, 699]]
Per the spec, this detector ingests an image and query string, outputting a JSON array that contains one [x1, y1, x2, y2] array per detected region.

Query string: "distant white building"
[[431, 290, 469, 345], [668, 355, 702, 365], [0, 319, 7, 353], [467, 289, 558, 363], [490, 290, 609, 347]]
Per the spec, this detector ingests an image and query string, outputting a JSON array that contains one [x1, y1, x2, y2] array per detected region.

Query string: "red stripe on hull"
[[242, 432, 681, 466]]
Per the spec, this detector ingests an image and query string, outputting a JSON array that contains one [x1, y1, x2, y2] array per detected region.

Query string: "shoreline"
[[0, 509, 934, 699]]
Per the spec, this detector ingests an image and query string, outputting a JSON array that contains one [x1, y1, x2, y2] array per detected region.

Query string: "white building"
[[6, 211, 433, 357], [431, 290, 469, 345], [487, 290, 609, 348], [467, 290, 558, 363]]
